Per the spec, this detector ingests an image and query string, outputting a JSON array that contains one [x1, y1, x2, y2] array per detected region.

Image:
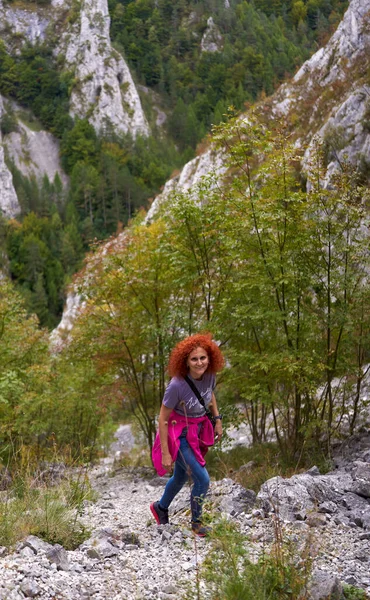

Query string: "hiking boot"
[[150, 501, 169, 525], [191, 522, 212, 537]]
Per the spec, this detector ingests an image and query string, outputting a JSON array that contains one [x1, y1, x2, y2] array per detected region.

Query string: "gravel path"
[[1, 427, 370, 599]]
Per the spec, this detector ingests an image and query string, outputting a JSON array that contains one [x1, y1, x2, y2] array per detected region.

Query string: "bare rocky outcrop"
[[0, 0, 149, 214], [0, 0, 50, 47], [3, 103, 68, 187], [272, 0, 370, 176], [201, 16, 223, 53], [0, 96, 19, 217], [0, 0, 149, 140], [146, 147, 227, 220], [56, 0, 149, 138]]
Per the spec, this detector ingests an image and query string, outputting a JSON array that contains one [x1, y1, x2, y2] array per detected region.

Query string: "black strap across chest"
[[184, 375, 207, 410]]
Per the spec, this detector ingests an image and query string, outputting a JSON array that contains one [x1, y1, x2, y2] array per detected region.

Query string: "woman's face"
[[187, 346, 209, 380]]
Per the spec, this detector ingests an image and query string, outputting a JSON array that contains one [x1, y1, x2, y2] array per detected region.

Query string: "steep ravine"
[[1, 426, 370, 599]]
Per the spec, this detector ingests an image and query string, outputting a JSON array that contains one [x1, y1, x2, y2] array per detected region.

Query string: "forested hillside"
[[0, 0, 348, 327], [110, 0, 348, 149]]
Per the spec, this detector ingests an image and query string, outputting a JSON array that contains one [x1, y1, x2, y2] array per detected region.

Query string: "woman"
[[150, 333, 224, 537]]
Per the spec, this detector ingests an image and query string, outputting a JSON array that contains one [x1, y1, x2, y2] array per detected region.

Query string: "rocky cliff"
[[56, 0, 149, 138], [0, 0, 149, 215], [0, 0, 148, 140], [272, 0, 370, 180], [0, 96, 19, 218], [2, 100, 68, 188]]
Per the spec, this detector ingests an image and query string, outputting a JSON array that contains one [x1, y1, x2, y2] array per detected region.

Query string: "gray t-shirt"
[[163, 372, 216, 418]]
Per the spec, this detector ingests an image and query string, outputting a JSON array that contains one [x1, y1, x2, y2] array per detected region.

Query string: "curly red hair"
[[168, 333, 224, 378]]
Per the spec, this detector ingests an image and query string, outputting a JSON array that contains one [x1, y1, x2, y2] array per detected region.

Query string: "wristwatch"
[[214, 415, 223, 421]]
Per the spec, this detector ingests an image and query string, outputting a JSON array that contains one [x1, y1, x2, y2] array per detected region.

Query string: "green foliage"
[[0, 108, 18, 135], [343, 585, 368, 600], [0, 277, 114, 462], [110, 0, 348, 148], [67, 217, 190, 450], [208, 113, 370, 453], [0, 457, 92, 549], [4, 198, 82, 328], [61, 119, 99, 174], [0, 279, 50, 456], [61, 124, 182, 241], [67, 114, 370, 457], [197, 519, 312, 600], [0, 41, 73, 137]]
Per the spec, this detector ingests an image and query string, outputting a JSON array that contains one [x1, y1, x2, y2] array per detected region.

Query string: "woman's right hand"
[[161, 451, 173, 471]]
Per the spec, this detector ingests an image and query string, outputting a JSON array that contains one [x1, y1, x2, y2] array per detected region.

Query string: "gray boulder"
[[20, 579, 42, 598], [22, 535, 53, 555], [308, 570, 343, 599], [46, 544, 70, 571]]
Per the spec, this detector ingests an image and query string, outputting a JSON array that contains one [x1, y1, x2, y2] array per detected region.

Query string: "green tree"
[[68, 217, 196, 450], [212, 113, 370, 453], [0, 279, 50, 461]]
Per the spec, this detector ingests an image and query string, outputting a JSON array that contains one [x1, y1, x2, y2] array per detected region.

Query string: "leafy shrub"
[[343, 585, 368, 600], [0, 112, 18, 135], [0, 456, 94, 549], [196, 519, 312, 600]]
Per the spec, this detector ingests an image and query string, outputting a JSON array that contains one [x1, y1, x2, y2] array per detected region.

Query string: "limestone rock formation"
[[3, 103, 68, 187], [0, 97, 19, 218], [0, 0, 149, 214], [146, 147, 227, 220], [201, 16, 223, 53], [0, 0, 49, 47], [0, 0, 149, 140], [57, 0, 149, 138], [272, 0, 370, 178]]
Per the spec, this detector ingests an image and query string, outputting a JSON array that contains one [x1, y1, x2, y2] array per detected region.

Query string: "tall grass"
[[198, 519, 313, 600], [0, 446, 94, 549]]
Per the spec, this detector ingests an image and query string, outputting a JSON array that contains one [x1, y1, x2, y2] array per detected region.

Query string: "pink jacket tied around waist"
[[152, 411, 214, 476]]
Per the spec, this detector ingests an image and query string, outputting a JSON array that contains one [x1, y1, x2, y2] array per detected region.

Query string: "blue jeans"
[[159, 436, 210, 523]]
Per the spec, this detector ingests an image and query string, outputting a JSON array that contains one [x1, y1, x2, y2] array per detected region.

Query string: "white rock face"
[[0, 0, 50, 45], [3, 106, 68, 186], [0, 0, 149, 140], [201, 16, 223, 53], [58, 0, 149, 138], [273, 0, 370, 177], [146, 147, 227, 220], [50, 292, 86, 350], [0, 97, 19, 218], [294, 0, 368, 86], [303, 84, 370, 178]]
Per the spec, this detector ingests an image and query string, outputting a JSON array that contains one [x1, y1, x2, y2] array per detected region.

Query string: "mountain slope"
[[149, 0, 369, 213], [53, 0, 370, 340]]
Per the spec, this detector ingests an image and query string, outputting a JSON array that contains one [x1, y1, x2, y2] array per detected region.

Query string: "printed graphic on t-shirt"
[[163, 373, 215, 418]]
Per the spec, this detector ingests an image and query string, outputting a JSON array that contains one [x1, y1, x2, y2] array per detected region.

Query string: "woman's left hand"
[[214, 420, 222, 442]]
